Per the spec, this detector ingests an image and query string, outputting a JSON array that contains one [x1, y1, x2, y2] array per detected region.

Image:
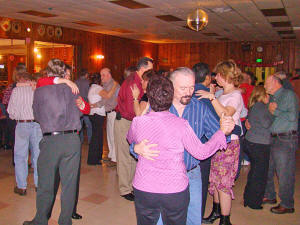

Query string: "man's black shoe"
[[121, 193, 134, 201], [23, 221, 34, 225], [72, 212, 82, 219]]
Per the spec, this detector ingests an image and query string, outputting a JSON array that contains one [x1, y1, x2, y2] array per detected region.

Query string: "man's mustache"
[[182, 95, 192, 99]]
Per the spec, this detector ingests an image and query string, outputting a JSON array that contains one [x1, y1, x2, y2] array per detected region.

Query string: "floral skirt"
[[208, 140, 240, 199]]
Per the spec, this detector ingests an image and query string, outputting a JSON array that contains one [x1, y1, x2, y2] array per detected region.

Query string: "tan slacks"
[[114, 118, 136, 195]]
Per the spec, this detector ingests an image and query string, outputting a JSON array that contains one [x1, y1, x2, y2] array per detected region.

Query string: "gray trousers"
[[33, 133, 81, 225], [264, 133, 298, 208]]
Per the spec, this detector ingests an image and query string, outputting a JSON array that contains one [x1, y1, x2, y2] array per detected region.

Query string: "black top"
[[139, 93, 148, 103], [33, 84, 82, 133]]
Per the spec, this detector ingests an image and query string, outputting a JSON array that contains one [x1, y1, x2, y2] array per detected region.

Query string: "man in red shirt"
[[115, 57, 153, 201]]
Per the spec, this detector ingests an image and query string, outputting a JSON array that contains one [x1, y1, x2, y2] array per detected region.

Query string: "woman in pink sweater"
[[127, 75, 234, 225]]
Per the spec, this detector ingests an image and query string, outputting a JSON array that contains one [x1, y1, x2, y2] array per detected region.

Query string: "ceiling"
[[0, 0, 299, 43]]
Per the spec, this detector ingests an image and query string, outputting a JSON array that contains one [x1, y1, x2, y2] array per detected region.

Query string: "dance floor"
[[0, 135, 299, 225]]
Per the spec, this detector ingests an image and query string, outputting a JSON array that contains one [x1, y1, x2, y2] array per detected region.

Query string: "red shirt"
[[116, 72, 143, 121], [37, 77, 90, 115], [239, 83, 254, 108]]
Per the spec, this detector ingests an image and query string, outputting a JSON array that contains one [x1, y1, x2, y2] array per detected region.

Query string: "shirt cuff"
[[53, 77, 60, 84]]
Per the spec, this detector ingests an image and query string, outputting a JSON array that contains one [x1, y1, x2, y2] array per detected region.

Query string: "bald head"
[[100, 67, 112, 84]]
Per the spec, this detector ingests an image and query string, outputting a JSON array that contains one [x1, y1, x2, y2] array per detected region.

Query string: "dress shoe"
[[23, 221, 34, 225], [107, 161, 117, 168], [72, 212, 82, 219], [262, 197, 277, 205], [202, 202, 221, 224], [121, 193, 134, 201], [270, 204, 295, 214], [87, 161, 102, 165], [14, 186, 27, 196]]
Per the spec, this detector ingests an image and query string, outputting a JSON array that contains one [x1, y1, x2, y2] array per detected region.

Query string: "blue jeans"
[[79, 115, 92, 144], [157, 165, 202, 225], [14, 122, 42, 188], [265, 133, 298, 208]]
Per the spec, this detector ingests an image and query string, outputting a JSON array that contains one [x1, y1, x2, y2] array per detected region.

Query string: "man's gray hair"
[[46, 58, 66, 77], [169, 67, 195, 83], [274, 71, 286, 80]]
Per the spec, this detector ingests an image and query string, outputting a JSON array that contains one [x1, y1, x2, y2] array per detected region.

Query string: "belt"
[[271, 130, 297, 137], [187, 165, 198, 173], [17, 120, 36, 123], [43, 130, 78, 136], [106, 109, 116, 114]]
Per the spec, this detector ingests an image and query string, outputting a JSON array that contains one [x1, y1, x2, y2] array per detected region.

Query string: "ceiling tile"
[[261, 8, 286, 16], [156, 15, 183, 22], [108, 0, 150, 9]]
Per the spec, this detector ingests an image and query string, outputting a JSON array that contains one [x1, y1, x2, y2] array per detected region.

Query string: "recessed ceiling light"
[[211, 7, 232, 13]]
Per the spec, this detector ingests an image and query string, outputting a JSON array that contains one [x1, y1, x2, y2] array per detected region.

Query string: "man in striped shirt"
[[7, 72, 42, 196], [132, 67, 227, 225]]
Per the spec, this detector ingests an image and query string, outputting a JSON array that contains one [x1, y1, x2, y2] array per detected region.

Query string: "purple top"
[[127, 111, 227, 194]]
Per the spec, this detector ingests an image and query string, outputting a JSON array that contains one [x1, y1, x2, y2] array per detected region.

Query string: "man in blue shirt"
[[131, 67, 231, 225]]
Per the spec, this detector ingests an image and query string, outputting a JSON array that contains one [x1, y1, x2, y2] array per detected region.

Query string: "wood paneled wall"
[[0, 16, 296, 84], [0, 17, 158, 83], [158, 41, 296, 73]]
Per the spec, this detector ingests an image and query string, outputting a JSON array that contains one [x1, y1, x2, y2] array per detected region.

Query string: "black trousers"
[[243, 139, 270, 208], [199, 157, 211, 218], [88, 114, 104, 164], [33, 133, 80, 225], [134, 187, 190, 225]]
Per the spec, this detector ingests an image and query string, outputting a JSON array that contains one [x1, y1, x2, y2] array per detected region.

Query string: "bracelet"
[[210, 95, 216, 102], [133, 98, 138, 101]]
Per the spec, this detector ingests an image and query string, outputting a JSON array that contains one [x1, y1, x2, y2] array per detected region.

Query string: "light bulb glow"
[[37, 54, 41, 59], [34, 48, 38, 53], [96, 55, 104, 59]]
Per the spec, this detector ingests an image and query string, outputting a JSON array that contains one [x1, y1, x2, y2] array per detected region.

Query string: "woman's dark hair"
[[142, 69, 156, 81], [147, 75, 174, 112], [90, 72, 101, 86]]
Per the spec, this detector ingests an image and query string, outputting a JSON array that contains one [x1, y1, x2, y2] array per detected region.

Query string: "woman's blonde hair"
[[248, 85, 268, 108], [214, 60, 242, 87]]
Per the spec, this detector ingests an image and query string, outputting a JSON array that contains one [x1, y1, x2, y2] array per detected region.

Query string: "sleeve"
[[182, 121, 227, 160], [260, 106, 274, 129], [273, 91, 298, 122], [79, 98, 90, 115], [36, 77, 55, 88], [7, 89, 16, 119], [203, 105, 231, 143], [129, 143, 139, 159]]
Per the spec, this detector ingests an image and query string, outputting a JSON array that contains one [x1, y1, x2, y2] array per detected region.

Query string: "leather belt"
[[17, 120, 36, 123], [43, 130, 78, 136], [106, 109, 116, 115], [187, 165, 198, 173], [271, 130, 297, 137]]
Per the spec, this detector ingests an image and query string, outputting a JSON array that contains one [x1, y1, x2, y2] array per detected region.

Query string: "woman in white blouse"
[[87, 73, 106, 165]]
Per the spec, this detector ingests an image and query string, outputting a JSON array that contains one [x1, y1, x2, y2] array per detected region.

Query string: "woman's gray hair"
[[46, 58, 66, 77], [169, 67, 195, 83]]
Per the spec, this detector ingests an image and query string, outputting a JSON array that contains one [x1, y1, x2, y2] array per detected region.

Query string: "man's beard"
[[180, 95, 192, 105]]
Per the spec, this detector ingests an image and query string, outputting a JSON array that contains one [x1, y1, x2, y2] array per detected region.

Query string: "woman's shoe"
[[202, 202, 221, 224], [219, 215, 232, 225]]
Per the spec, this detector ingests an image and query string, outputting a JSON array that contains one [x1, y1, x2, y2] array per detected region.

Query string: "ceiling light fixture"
[[187, 9, 208, 32], [211, 7, 232, 13]]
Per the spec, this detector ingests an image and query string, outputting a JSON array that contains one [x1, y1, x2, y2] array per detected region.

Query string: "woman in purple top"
[[127, 75, 235, 225]]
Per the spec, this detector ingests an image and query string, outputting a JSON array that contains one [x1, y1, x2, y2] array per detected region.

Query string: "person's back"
[[33, 84, 82, 133], [129, 111, 188, 193]]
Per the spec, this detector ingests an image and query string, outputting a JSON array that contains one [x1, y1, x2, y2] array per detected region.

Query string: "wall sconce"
[[37, 54, 42, 59], [27, 27, 31, 32], [96, 54, 104, 59]]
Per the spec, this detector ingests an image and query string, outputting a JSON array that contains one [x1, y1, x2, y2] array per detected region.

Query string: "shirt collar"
[[194, 83, 209, 92]]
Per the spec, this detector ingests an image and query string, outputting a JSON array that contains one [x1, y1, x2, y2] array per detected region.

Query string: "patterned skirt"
[[208, 140, 240, 199]]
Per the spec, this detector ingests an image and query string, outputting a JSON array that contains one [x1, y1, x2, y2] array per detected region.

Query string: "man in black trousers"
[[23, 59, 90, 225]]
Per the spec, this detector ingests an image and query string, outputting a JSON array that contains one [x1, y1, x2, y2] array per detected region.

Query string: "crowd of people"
[[0, 56, 298, 225]]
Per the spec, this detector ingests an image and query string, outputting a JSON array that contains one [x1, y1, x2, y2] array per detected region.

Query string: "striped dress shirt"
[[169, 98, 220, 171], [7, 86, 35, 120]]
